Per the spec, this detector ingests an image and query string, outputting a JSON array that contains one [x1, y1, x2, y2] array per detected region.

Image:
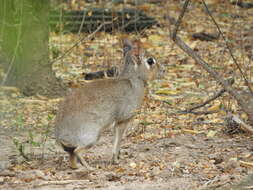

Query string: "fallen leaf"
[[182, 129, 204, 134], [207, 104, 220, 112], [150, 94, 171, 101], [207, 130, 217, 138], [115, 167, 126, 173], [155, 89, 178, 95], [148, 34, 163, 44]]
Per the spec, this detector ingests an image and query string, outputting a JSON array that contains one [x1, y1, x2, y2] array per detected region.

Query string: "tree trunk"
[[0, 0, 65, 97]]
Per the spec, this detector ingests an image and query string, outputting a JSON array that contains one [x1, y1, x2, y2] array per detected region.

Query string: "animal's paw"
[[111, 154, 120, 165]]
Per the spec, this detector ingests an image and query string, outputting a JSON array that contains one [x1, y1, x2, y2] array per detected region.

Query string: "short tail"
[[61, 143, 76, 154]]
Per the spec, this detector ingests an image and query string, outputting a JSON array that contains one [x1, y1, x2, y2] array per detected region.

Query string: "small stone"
[[0, 177, 4, 183], [130, 162, 137, 169], [152, 166, 161, 175], [0, 160, 10, 171]]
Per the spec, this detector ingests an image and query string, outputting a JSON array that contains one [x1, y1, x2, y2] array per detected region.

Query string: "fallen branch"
[[167, 0, 253, 124], [170, 34, 246, 109], [239, 160, 253, 168], [231, 1, 253, 9], [192, 32, 219, 41], [202, 0, 253, 97], [172, 0, 190, 40], [228, 113, 253, 134]]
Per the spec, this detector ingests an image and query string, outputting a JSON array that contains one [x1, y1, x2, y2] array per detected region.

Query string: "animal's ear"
[[122, 38, 141, 56], [122, 38, 133, 56], [131, 40, 141, 57]]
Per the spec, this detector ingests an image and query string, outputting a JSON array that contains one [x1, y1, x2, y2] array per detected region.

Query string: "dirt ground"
[[0, 111, 253, 189]]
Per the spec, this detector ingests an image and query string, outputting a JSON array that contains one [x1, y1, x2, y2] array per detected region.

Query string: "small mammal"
[[55, 38, 162, 169]]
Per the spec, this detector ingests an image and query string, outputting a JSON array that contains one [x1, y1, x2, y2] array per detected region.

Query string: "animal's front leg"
[[112, 120, 130, 164]]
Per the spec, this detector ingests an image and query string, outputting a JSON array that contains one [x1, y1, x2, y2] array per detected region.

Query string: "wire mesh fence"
[[49, 0, 165, 84]]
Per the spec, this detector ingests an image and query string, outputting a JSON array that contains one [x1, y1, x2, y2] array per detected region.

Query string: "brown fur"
[[55, 38, 163, 169]]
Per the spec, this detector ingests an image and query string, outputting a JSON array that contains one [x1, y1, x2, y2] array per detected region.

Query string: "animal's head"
[[121, 38, 163, 81]]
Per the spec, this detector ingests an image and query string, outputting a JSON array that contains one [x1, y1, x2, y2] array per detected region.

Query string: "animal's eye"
[[147, 57, 156, 66]]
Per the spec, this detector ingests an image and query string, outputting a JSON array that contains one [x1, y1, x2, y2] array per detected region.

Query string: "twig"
[[181, 78, 234, 113], [172, 0, 190, 40], [34, 180, 88, 187], [78, 11, 86, 35], [120, 17, 140, 31], [202, 0, 253, 97], [50, 23, 107, 65], [228, 113, 253, 134], [0, 171, 15, 177], [181, 89, 225, 114], [192, 121, 224, 126], [181, 110, 218, 115], [19, 143, 30, 161], [202, 175, 221, 187]]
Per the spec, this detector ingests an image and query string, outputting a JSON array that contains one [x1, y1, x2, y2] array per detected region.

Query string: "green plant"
[[12, 113, 55, 161], [15, 114, 24, 129], [12, 138, 29, 161]]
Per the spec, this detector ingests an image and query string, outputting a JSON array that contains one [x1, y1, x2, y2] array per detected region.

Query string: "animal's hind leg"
[[61, 144, 78, 169], [69, 152, 78, 169], [74, 147, 93, 170]]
